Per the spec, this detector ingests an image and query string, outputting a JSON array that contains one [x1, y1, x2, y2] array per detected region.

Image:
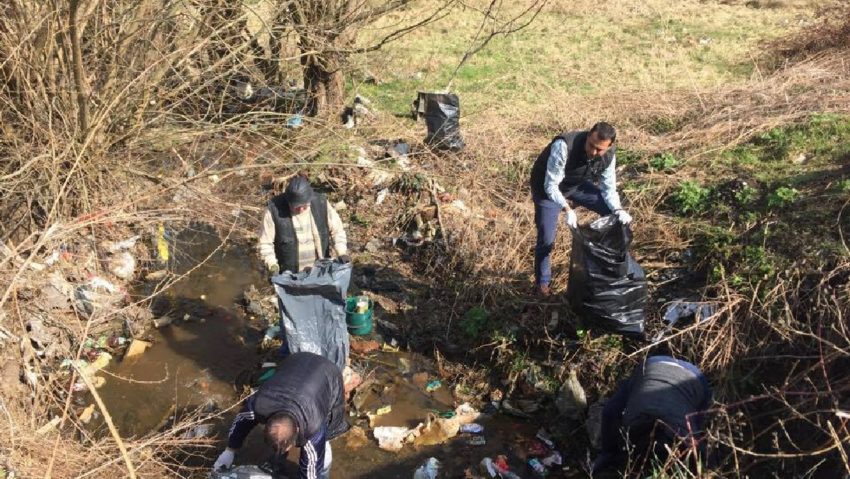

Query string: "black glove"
[[337, 254, 351, 264]]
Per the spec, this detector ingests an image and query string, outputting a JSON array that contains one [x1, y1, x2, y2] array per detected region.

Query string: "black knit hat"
[[285, 175, 313, 207]]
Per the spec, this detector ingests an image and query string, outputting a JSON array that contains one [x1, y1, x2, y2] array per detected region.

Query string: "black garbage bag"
[[271, 259, 351, 370], [567, 215, 646, 335], [414, 92, 465, 151]]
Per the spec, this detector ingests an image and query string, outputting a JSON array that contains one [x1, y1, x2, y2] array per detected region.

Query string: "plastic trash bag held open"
[[567, 215, 647, 335], [272, 259, 352, 370]]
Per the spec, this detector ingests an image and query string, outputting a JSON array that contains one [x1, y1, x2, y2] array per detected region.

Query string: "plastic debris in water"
[[541, 451, 563, 467], [425, 380, 442, 392], [375, 405, 392, 416]]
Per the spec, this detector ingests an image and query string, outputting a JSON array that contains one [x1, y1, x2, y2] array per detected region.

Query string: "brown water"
[[96, 225, 264, 437], [92, 225, 555, 478]]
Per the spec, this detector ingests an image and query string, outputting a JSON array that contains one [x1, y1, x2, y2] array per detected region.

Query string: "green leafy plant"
[[460, 306, 489, 338], [767, 187, 799, 209], [649, 152, 680, 172], [672, 180, 712, 215], [835, 179, 850, 193], [734, 185, 758, 205]]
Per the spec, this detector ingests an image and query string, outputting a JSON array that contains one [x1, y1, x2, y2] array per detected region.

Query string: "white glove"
[[564, 209, 578, 229], [213, 448, 235, 471], [615, 209, 632, 225]]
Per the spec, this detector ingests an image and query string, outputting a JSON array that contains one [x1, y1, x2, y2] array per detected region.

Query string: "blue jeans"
[[533, 181, 611, 286]]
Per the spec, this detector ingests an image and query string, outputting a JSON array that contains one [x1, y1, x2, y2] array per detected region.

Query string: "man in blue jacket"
[[593, 355, 712, 473], [213, 352, 349, 478], [529, 122, 632, 296]]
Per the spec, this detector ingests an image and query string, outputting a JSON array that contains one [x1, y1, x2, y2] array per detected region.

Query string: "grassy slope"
[[354, 0, 817, 118]]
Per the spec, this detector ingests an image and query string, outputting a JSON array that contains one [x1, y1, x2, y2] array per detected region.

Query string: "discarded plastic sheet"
[[413, 412, 460, 447], [208, 465, 274, 479], [272, 260, 351, 370], [653, 300, 719, 341], [412, 457, 441, 479], [106, 236, 140, 252], [373, 426, 412, 451], [414, 92, 465, 151], [567, 215, 646, 335], [109, 251, 136, 279], [555, 368, 587, 420]]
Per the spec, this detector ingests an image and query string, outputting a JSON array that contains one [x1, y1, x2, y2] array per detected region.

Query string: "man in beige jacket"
[[258, 175, 348, 275]]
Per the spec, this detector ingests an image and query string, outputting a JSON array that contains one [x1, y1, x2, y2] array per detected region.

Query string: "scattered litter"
[[541, 451, 563, 467], [654, 300, 718, 342], [555, 368, 587, 420], [79, 404, 96, 424], [209, 465, 273, 479], [373, 426, 412, 451], [459, 423, 483, 434], [527, 439, 550, 456], [376, 188, 389, 205], [287, 114, 303, 129], [412, 457, 440, 479], [36, 417, 61, 435], [106, 236, 140, 252], [156, 224, 169, 262], [528, 458, 548, 476], [467, 436, 486, 446], [181, 423, 214, 439], [258, 368, 276, 383], [153, 316, 174, 329], [145, 269, 168, 281], [536, 428, 555, 448], [381, 342, 400, 353], [412, 412, 460, 446], [586, 400, 606, 450], [124, 339, 151, 359], [261, 362, 276, 369], [334, 200, 348, 212], [375, 405, 392, 416], [398, 357, 411, 374], [425, 380, 442, 392]]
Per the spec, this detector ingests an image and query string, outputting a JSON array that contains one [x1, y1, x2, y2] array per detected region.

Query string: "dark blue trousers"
[[533, 181, 611, 286]]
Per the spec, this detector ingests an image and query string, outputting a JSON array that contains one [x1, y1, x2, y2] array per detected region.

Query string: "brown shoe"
[[537, 284, 551, 297]]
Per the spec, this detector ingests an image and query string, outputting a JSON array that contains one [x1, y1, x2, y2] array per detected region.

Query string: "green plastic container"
[[345, 296, 373, 336]]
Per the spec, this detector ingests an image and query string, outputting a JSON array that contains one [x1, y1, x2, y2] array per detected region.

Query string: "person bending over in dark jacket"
[[213, 352, 349, 478], [593, 355, 712, 474]]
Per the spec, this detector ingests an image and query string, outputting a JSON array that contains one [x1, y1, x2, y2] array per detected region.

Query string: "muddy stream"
[[94, 226, 552, 478]]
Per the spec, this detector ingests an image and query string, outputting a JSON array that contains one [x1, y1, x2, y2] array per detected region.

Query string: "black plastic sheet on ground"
[[567, 215, 647, 336], [272, 259, 351, 370], [414, 92, 465, 151]]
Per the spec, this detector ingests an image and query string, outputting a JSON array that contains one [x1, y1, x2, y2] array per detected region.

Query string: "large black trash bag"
[[272, 259, 351, 370], [414, 92, 465, 151], [567, 215, 647, 335]]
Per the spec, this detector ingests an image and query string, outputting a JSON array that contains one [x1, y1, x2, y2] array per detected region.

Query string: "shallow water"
[[92, 225, 555, 478]]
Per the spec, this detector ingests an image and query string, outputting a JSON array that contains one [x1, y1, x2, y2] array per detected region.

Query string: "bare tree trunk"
[[69, 0, 89, 135], [302, 50, 345, 117]]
